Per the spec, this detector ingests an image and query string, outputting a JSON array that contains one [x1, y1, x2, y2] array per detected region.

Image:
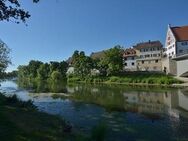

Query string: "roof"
[[133, 40, 163, 49], [123, 48, 136, 57], [171, 25, 188, 41]]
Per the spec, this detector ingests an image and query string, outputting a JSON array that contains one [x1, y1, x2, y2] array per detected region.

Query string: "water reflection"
[[63, 84, 188, 120], [2, 81, 188, 141]]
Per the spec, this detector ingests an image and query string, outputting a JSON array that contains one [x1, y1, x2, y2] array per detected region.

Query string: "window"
[[124, 63, 127, 66], [155, 60, 158, 63], [132, 57, 134, 60], [132, 62, 135, 66], [142, 60, 144, 64], [181, 42, 188, 46], [145, 54, 150, 58], [179, 50, 183, 53]]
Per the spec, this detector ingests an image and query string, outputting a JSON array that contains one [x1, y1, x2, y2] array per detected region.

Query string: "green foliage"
[[67, 72, 182, 85], [37, 63, 50, 80], [0, 40, 11, 78], [0, 92, 82, 141], [0, 0, 39, 23], [90, 123, 107, 141], [4, 94, 36, 109], [71, 51, 94, 77], [4, 70, 18, 79], [104, 46, 123, 75], [17, 60, 68, 90], [50, 71, 63, 82]]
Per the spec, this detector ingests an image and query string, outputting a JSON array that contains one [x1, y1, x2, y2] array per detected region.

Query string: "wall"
[[137, 59, 162, 71], [176, 59, 188, 77], [165, 26, 176, 58], [162, 58, 177, 75], [123, 56, 137, 71]]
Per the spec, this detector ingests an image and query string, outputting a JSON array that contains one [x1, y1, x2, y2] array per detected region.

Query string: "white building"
[[165, 24, 188, 58], [123, 48, 137, 71]]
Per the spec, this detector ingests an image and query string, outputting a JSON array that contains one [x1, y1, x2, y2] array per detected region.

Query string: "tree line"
[[17, 45, 123, 85], [70, 45, 123, 77], [18, 60, 68, 84]]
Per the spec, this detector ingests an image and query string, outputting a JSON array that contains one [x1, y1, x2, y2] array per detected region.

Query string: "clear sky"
[[0, 0, 188, 71]]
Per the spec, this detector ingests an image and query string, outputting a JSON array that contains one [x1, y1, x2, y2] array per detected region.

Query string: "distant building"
[[123, 48, 137, 71], [66, 67, 74, 75], [134, 40, 163, 71], [165, 24, 188, 58]]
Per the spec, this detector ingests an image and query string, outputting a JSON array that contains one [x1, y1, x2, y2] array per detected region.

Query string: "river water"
[[1, 80, 188, 141]]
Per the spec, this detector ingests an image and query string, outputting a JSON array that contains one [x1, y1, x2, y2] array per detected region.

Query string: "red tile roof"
[[171, 25, 188, 41], [123, 48, 136, 57], [133, 40, 163, 49]]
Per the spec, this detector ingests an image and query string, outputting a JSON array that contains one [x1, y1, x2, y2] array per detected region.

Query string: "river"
[[1, 80, 188, 141]]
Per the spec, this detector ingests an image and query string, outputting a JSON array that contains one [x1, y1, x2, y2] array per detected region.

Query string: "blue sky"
[[0, 0, 188, 71]]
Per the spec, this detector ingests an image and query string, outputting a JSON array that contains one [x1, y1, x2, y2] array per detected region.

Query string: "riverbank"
[[0, 93, 86, 141], [68, 73, 183, 87]]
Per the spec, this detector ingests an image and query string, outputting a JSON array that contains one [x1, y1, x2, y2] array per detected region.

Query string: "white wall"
[[177, 59, 188, 76], [165, 26, 176, 58], [124, 56, 137, 71]]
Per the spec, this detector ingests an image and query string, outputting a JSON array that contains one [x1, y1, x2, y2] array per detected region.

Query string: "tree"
[[104, 46, 123, 75], [71, 51, 94, 77], [50, 71, 63, 82], [71, 50, 79, 65], [0, 40, 11, 78], [37, 63, 50, 80], [17, 65, 30, 87], [59, 61, 68, 78], [28, 60, 43, 78], [49, 61, 60, 74], [0, 0, 39, 23]]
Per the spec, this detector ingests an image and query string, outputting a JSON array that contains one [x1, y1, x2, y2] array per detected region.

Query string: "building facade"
[[134, 41, 163, 71], [165, 25, 188, 58], [123, 48, 137, 71], [163, 24, 188, 75]]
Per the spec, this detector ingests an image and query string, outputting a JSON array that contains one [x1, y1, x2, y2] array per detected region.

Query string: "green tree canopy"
[[71, 51, 94, 77], [104, 46, 123, 75], [0, 0, 39, 23], [0, 40, 11, 78]]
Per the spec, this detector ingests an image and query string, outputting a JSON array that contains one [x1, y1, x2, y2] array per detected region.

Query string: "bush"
[[5, 94, 36, 109], [68, 77, 81, 82]]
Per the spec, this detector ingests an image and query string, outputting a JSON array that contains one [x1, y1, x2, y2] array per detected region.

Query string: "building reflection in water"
[[123, 88, 188, 119]]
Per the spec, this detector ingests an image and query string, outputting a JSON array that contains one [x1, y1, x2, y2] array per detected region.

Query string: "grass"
[[0, 93, 86, 141], [67, 72, 182, 86]]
